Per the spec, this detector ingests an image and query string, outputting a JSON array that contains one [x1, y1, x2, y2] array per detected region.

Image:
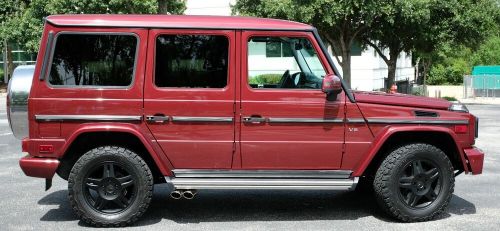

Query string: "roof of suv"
[[46, 14, 314, 31]]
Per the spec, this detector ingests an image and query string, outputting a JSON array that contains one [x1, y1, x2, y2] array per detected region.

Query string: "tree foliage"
[[234, 0, 499, 89], [472, 36, 500, 66], [1, 0, 186, 52], [232, 0, 392, 87], [419, 0, 500, 86], [158, 0, 186, 14], [367, 0, 499, 89]]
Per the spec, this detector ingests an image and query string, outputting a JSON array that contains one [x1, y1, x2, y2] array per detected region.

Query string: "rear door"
[[239, 31, 345, 169], [144, 29, 236, 169]]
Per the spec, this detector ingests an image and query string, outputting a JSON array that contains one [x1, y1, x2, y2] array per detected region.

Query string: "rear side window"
[[48, 33, 137, 87], [155, 35, 229, 88]]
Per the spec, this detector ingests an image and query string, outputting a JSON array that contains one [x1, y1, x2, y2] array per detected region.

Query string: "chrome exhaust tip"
[[170, 190, 182, 199], [182, 190, 197, 200]]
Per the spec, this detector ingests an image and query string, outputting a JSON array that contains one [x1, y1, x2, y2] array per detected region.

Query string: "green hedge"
[[442, 96, 458, 101], [427, 60, 469, 85], [248, 74, 282, 85]]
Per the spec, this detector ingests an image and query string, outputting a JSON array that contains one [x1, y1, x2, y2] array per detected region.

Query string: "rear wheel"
[[68, 146, 153, 227], [373, 143, 454, 222]]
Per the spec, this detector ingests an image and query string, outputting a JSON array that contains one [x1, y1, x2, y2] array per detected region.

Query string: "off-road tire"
[[373, 143, 454, 222], [68, 146, 153, 227]]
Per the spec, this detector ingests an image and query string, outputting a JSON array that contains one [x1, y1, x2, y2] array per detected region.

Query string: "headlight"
[[449, 103, 469, 113]]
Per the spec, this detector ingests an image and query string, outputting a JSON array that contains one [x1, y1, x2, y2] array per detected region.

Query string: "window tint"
[[49, 34, 137, 87], [155, 35, 229, 88], [248, 36, 326, 89]]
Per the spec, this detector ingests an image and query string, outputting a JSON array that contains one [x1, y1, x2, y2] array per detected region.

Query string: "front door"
[[239, 31, 345, 169], [144, 29, 236, 169]]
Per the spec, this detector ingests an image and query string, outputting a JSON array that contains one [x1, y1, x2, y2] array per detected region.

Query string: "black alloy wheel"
[[83, 161, 137, 214], [397, 159, 442, 208]]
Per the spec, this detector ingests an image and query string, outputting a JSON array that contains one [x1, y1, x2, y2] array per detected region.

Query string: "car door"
[[239, 31, 345, 169], [144, 29, 236, 169]]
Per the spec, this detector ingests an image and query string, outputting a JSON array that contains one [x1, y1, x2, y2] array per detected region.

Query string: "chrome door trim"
[[267, 118, 344, 123], [166, 176, 358, 190], [171, 116, 234, 123], [366, 118, 469, 125], [35, 115, 142, 122], [173, 169, 352, 179], [346, 118, 366, 123]]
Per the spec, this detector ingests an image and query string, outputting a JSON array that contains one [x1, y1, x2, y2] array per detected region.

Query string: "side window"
[[266, 41, 293, 58], [155, 35, 229, 88], [248, 36, 326, 89], [49, 33, 137, 87]]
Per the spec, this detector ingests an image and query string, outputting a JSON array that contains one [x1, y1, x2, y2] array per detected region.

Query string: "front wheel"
[[68, 146, 153, 227], [373, 143, 455, 222]]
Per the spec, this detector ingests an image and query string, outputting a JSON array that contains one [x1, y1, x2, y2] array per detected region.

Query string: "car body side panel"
[[350, 125, 469, 176], [342, 101, 374, 170], [143, 29, 237, 169], [24, 22, 478, 179], [350, 102, 471, 176], [26, 25, 175, 175], [357, 103, 473, 149], [23, 123, 174, 176], [239, 30, 345, 170], [29, 25, 148, 140]]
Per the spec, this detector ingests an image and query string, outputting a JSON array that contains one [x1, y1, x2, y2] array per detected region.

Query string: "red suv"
[[7, 15, 484, 226]]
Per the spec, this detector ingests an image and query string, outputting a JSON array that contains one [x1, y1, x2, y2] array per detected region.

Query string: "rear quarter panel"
[[27, 25, 173, 175]]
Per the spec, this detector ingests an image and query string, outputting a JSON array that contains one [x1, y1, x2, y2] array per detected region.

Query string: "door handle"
[[243, 115, 266, 124], [145, 114, 169, 123]]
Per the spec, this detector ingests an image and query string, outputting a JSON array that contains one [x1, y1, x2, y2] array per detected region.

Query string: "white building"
[[185, 0, 415, 91]]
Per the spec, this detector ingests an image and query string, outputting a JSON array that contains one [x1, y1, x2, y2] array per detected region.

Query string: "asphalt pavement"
[[0, 96, 499, 230]]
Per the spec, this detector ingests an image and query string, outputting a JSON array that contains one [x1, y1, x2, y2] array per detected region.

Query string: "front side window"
[[155, 35, 229, 88], [49, 34, 137, 87], [248, 36, 326, 89]]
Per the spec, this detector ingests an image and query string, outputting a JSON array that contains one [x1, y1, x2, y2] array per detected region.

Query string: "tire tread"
[[373, 143, 455, 222], [68, 146, 153, 227]]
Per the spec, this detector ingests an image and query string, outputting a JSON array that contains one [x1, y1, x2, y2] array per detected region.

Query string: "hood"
[[353, 91, 452, 110]]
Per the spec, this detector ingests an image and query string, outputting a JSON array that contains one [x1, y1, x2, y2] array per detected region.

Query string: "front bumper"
[[19, 155, 59, 179], [464, 147, 484, 175]]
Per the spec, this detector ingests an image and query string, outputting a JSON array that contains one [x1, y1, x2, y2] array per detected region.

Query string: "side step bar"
[[165, 169, 358, 190]]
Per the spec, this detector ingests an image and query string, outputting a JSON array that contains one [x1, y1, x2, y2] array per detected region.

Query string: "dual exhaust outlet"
[[170, 190, 197, 200]]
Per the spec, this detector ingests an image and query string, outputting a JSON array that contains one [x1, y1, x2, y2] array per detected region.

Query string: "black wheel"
[[68, 146, 153, 227], [373, 143, 454, 222]]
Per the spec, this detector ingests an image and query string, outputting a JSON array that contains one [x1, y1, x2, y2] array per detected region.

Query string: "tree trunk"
[[421, 58, 431, 84], [6, 43, 14, 83], [385, 50, 400, 91], [386, 61, 397, 91], [2, 40, 7, 83], [341, 52, 351, 88], [158, 0, 168, 14], [322, 33, 352, 88]]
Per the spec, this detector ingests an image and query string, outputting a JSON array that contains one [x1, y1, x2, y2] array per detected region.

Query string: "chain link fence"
[[464, 75, 500, 98]]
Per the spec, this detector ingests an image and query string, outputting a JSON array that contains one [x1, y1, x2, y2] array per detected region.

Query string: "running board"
[[165, 169, 358, 190]]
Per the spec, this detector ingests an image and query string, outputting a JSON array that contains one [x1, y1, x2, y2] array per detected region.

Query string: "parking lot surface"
[[0, 97, 499, 230]]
